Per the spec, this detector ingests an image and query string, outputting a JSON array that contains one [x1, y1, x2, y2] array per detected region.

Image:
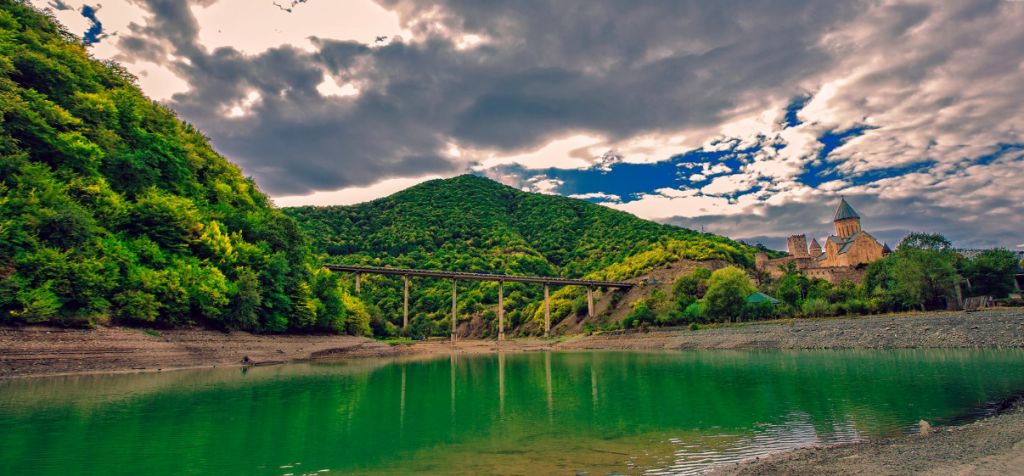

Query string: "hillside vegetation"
[[286, 175, 758, 337], [0, 2, 369, 334]]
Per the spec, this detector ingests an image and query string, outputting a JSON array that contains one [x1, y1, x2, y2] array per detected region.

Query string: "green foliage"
[[898, 232, 953, 253], [671, 267, 710, 307], [870, 244, 960, 311], [287, 175, 760, 336], [800, 297, 830, 318], [623, 299, 656, 329], [638, 232, 1018, 327], [682, 301, 706, 323], [962, 249, 1018, 298], [0, 3, 365, 333], [703, 267, 756, 322]]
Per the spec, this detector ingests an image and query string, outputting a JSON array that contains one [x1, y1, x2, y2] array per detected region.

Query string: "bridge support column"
[[403, 275, 409, 330], [451, 279, 457, 344], [497, 280, 504, 341], [587, 286, 594, 319], [355, 272, 361, 293], [544, 283, 551, 337]]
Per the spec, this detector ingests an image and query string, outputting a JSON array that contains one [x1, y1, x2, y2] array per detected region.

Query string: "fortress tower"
[[787, 234, 809, 257], [833, 197, 861, 239]]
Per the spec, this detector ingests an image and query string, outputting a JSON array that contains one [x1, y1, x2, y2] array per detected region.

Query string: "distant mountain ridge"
[[286, 174, 758, 336]]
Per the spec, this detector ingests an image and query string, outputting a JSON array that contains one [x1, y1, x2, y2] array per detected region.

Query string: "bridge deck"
[[324, 264, 633, 288]]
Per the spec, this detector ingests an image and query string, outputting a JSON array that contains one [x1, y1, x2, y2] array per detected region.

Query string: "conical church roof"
[[833, 197, 860, 221]]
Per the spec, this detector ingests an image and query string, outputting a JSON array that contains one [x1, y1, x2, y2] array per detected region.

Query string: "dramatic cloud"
[[29, 0, 1024, 248]]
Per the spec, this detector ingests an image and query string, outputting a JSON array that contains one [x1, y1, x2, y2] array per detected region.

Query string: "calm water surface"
[[3, 349, 1024, 475]]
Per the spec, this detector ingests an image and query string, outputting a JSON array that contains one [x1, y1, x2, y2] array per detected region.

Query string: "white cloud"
[[567, 192, 622, 202], [190, 0, 405, 54], [271, 174, 443, 207], [471, 134, 601, 170], [316, 74, 360, 98], [524, 176, 564, 195], [224, 90, 261, 118]]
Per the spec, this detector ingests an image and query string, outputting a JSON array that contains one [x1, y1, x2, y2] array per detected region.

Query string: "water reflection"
[[2, 349, 1024, 475]]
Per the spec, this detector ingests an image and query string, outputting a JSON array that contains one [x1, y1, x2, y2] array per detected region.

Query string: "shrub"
[[682, 301, 706, 323], [800, 298, 830, 317], [704, 267, 756, 322]]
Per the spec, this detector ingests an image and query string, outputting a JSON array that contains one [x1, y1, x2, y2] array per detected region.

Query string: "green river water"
[[2, 349, 1024, 475]]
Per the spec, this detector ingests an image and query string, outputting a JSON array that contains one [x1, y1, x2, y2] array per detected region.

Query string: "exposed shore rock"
[[558, 308, 1024, 351], [712, 405, 1024, 475]]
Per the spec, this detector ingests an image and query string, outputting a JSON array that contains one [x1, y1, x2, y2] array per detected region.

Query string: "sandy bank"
[[0, 326, 399, 379]]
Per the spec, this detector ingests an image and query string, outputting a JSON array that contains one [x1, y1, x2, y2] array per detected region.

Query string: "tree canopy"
[[0, 2, 365, 333]]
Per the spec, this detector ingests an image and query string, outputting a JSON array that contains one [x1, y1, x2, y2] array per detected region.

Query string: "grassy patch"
[[143, 329, 161, 337]]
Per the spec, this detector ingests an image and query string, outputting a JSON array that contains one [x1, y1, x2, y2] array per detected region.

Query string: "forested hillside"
[[0, 2, 369, 334], [286, 175, 758, 337]]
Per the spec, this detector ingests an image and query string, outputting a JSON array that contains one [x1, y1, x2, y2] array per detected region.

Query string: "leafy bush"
[[704, 267, 756, 322], [800, 298, 831, 318]]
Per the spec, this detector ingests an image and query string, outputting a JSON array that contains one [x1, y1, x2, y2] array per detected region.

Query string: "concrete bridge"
[[325, 264, 634, 341]]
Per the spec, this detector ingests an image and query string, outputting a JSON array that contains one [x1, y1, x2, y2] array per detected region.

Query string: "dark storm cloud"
[[113, 0, 871, 195]]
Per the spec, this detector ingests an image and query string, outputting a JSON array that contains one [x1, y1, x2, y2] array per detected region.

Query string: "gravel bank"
[[558, 308, 1024, 351]]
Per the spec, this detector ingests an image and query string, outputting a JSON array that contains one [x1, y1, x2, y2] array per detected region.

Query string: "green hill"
[[286, 175, 758, 336], [0, 2, 368, 334]]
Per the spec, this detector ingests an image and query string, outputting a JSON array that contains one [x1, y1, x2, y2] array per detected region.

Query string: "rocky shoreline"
[[2, 308, 1022, 379], [712, 404, 1024, 475], [559, 308, 1024, 351]]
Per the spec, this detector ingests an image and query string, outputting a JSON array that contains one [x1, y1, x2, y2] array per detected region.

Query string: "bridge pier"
[[544, 283, 551, 337], [403, 275, 409, 330], [497, 280, 504, 341], [451, 279, 457, 344], [587, 286, 594, 319], [326, 265, 634, 340]]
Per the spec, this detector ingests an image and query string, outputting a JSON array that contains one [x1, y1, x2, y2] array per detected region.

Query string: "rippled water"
[[2, 349, 1024, 475]]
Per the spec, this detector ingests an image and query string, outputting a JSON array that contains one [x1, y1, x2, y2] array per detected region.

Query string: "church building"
[[756, 198, 889, 284]]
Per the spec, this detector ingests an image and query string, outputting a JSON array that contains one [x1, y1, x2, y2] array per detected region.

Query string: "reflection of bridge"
[[325, 265, 634, 341]]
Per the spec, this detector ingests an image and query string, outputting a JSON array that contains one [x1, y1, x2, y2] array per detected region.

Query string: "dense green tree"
[[0, 2, 362, 333], [703, 267, 756, 322], [962, 249, 1018, 298], [898, 232, 954, 252]]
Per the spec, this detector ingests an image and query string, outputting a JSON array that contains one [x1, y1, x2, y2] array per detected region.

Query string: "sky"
[[34, 0, 1024, 250]]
